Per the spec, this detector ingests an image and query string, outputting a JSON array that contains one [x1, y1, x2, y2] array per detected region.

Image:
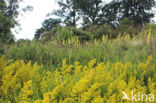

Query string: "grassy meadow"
[[0, 28, 156, 103]]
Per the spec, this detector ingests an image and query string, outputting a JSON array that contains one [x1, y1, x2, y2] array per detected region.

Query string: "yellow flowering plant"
[[0, 55, 156, 103]]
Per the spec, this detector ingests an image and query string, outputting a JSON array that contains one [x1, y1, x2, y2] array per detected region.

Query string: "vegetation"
[[0, 0, 32, 44], [1, 23, 156, 103], [35, 0, 156, 39], [3, 29, 156, 68], [0, 53, 156, 103], [0, 0, 156, 103], [0, 0, 15, 44]]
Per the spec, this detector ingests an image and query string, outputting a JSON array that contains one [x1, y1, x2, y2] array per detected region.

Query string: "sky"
[[14, 0, 156, 40], [14, 0, 58, 40]]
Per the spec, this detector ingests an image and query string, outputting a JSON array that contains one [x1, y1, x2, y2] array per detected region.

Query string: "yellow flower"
[[147, 29, 151, 45], [88, 59, 97, 68], [91, 96, 104, 103]]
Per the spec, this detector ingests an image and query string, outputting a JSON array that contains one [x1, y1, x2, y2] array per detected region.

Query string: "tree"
[[54, 0, 80, 27], [0, 0, 15, 44], [75, 0, 104, 26], [117, 18, 137, 35], [0, 0, 33, 43], [34, 18, 61, 39], [123, 0, 155, 26], [106, 0, 156, 26], [101, 0, 122, 27]]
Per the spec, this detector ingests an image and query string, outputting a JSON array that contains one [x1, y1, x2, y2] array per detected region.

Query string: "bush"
[[86, 24, 115, 38], [98, 25, 116, 38], [35, 26, 94, 43], [56, 27, 74, 42], [71, 27, 93, 41], [117, 18, 138, 36], [40, 27, 58, 42]]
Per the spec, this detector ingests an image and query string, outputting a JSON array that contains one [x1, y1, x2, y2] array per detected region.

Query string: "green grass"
[[4, 33, 156, 70]]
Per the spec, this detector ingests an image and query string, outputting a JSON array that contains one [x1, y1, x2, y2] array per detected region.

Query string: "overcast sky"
[[14, 0, 58, 40], [14, 0, 156, 40]]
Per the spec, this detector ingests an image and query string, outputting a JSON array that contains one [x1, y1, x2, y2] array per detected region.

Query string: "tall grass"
[[5, 31, 156, 69]]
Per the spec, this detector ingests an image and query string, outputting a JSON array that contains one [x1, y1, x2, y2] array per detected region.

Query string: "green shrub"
[[56, 27, 74, 41], [40, 27, 58, 42], [71, 27, 93, 41], [117, 18, 138, 36], [86, 24, 115, 38]]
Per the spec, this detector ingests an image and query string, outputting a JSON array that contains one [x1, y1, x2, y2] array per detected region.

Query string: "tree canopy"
[[54, 0, 80, 27], [53, 0, 155, 27], [34, 18, 61, 39], [106, 0, 156, 26], [35, 0, 156, 39]]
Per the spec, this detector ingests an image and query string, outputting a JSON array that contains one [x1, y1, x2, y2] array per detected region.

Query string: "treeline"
[[0, 0, 156, 43], [34, 0, 156, 40]]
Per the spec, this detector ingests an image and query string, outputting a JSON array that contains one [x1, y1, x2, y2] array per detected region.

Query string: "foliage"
[[35, 0, 156, 40], [86, 24, 115, 38], [0, 0, 33, 44], [39, 27, 58, 42], [0, 55, 156, 103], [5, 41, 55, 68], [5, 30, 156, 68], [0, 44, 6, 56], [101, 1, 121, 26], [143, 23, 156, 36], [56, 27, 74, 42], [54, 0, 80, 26], [107, 0, 156, 26], [75, 0, 104, 26], [36, 26, 94, 42], [50, 0, 155, 29], [117, 18, 140, 36], [71, 27, 93, 41], [0, 56, 42, 103], [0, 1, 15, 44], [34, 18, 61, 39]]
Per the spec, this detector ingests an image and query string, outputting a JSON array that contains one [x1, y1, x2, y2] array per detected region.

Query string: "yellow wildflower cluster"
[[0, 57, 41, 103], [37, 56, 156, 103], [0, 56, 156, 103], [19, 80, 33, 102]]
